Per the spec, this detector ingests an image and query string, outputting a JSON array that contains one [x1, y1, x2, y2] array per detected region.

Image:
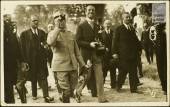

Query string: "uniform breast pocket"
[[55, 40, 66, 49], [67, 39, 74, 51]]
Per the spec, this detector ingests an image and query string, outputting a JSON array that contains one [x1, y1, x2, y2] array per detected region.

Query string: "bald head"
[[122, 12, 131, 25], [30, 15, 39, 29], [31, 15, 39, 21], [86, 5, 95, 19], [104, 20, 112, 30], [4, 14, 12, 23]]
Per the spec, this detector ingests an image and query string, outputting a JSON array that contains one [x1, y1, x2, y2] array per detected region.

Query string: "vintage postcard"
[[1, 0, 169, 106]]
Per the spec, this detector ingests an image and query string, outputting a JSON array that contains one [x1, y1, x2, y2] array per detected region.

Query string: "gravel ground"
[[14, 69, 167, 104], [13, 54, 168, 105]]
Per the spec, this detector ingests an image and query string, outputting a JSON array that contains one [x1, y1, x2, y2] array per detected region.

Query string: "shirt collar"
[[105, 28, 110, 34], [86, 17, 94, 24], [123, 22, 129, 29], [31, 27, 38, 35]]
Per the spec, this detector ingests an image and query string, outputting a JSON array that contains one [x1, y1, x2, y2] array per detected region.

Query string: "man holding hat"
[[20, 15, 54, 103]]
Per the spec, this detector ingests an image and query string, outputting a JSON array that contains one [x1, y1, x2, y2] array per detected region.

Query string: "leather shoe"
[[44, 96, 54, 103], [111, 85, 116, 89], [92, 94, 97, 97], [32, 96, 37, 100], [99, 99, 109, 103], [131, 90, 143, 94], [74, 91, 81, 103], [164, 91, 167, 95], [137, 83, 143, 86], [116, 87, 122, 92], [139, 75, 143, 78]]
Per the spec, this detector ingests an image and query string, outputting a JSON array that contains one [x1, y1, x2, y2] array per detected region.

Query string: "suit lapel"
[[84, 21, 95, 32]]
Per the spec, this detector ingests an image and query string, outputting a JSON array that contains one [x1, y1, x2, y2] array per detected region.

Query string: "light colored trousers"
[[76, 63, 106, 102], [93, 63, 106, 102], [54, 70, 78, 98]]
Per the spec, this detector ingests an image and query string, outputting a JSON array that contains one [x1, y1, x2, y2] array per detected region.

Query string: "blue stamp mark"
[[152, 3, 166, 23]]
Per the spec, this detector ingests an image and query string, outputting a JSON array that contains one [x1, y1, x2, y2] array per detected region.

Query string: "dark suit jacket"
[[141, 30, 153, 48], [20, 28, 48, 81], [76, 20, 101, 63], [4, 21, 22, 85], [102, 29, 114, 58], [112, 24, 142, 63]]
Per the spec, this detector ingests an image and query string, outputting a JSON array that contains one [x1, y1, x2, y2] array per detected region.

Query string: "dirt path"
[[14, 73, 167, 104], [14, 54, 167, 104]]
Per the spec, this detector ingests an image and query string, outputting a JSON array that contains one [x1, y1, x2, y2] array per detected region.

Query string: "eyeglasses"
[[54, 15, 65, 20]]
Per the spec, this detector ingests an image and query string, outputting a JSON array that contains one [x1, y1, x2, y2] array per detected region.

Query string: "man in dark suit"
[[20, 15, 54, 103], [154, 23, 167, 95], [141, 22, 154, 64], [102, 20, 117, 88], [112, 12, 142, 93], [4, 14, 21, 103], [76, 5, 108, 102]]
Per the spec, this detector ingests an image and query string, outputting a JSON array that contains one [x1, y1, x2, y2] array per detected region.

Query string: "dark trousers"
[[4, 82, 15, 103], [31, 77, 49, 98], [117, 60, 138, 92], [88, 69, 97, 96], [103, 59, 116, 88], [156, 51, 167, 92], [15, 68, 28, 103], [144, 45, 153, 64], [137, 54, 143, 77]]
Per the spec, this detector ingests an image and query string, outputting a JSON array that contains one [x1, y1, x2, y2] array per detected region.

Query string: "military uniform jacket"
[[47, 29, 85, 71]]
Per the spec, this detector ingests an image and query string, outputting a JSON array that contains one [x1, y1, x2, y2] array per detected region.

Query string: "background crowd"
[[3, 3, 167, 104]]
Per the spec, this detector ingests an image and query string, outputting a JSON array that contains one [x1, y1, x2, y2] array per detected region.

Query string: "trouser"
[[4, 82, 15, 103], [76, 66, 92, 96], [31, 77, 49, 98], [53, 72, 63, 94], [144, 45, 153, 64], [103, 59, 116, 88], [156, 51, 167, 92], [15, 83, 27, 103], [137, 54, 143, 77], [87, 63, 106, 102], [117, 61, 138, 92], [15, 68, 28, 103], [55, 70, 78, 103]]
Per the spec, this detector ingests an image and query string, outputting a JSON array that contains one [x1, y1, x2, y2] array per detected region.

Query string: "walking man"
[[47, 10, 86, 103], [76, 5, 108, 102], [20, 15, 54, 103], [102, 20, 117, 88], [112, 12, 142, 93]]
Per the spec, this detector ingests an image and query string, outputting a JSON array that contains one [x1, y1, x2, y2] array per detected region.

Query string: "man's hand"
[[106, 48, 109, 52], [21, 62, 29, 72], [90, 42, 98, 48], [112, 54, 118, 59]]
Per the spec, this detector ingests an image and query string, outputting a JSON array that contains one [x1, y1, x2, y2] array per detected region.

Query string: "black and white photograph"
[[1, 0, 169, 106]]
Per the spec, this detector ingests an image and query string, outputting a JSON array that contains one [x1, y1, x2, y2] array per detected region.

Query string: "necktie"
[[89, 23, 94, 29], [127, 25, 131, 31], [33, 29, 38, 36], [107, 30, 110, 34]]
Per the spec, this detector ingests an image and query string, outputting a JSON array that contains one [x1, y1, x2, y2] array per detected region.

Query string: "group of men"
[[3, 4, 167, 104]]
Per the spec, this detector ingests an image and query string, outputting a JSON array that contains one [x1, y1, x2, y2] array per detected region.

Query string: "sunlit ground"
[[13, 51, 167, 104]]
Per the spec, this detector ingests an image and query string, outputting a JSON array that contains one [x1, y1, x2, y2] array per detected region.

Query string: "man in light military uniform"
[[47, 10, 86, 103]]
